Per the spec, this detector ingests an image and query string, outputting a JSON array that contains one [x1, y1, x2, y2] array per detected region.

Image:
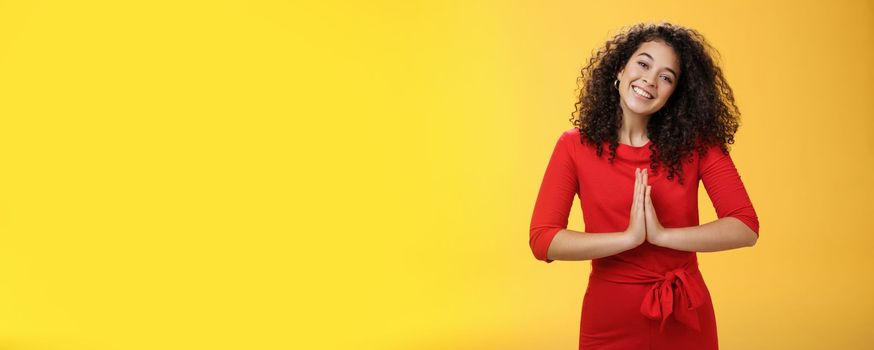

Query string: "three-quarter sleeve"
[[529, 131, 579, 263], [699, 144, 760, 237]]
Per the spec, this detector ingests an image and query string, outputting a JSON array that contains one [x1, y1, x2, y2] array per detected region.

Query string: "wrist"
[[653, 227, 671, 247], [623, 230, 642, 248]]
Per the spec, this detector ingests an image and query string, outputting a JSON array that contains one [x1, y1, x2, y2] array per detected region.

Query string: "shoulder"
[[692, 136, 729, 155], [698, 140, 729, 158], [549, 128, 582, 162], [556, 128, 605, 156], [558, 127, 584, 144], [695, 138, 733, 172]]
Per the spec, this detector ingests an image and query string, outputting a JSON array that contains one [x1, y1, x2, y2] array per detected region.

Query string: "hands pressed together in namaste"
[[626, 168, 667, 247]]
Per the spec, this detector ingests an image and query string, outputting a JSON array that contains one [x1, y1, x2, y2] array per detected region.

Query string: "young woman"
[[529, 22, 759, 349]]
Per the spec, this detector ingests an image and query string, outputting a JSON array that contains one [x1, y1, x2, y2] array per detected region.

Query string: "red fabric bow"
[[590, 262, 707, 333]]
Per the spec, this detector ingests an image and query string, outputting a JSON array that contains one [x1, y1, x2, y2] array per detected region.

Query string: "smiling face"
[[616, 40, 681, 117]]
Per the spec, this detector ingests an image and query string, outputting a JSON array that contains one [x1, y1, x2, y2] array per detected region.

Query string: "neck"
[[618, 111, 651, 145]]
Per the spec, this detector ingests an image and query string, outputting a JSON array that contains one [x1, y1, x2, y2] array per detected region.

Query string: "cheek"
[[659, 86, 675, 100]]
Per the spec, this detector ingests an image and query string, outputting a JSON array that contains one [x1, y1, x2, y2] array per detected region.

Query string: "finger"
[[637, 169, 644, 211], [639, 169, 645, 204], [644, 185, 652, 209], [633, 168, 640, 211], [635, 168, 639, 189]]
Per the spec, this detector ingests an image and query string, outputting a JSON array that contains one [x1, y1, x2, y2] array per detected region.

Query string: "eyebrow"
[[637, 52, 678, 77]]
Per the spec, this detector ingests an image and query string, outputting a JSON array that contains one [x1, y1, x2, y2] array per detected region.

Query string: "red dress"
[[529, 128, 759, 349]]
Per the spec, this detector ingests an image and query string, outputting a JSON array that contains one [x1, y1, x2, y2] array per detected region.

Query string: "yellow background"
[[0, 0, 870, 349]]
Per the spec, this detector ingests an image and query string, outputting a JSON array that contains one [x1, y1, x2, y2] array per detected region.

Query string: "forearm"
[[653, 217, 758, 252], [546, 229, 636, 261]]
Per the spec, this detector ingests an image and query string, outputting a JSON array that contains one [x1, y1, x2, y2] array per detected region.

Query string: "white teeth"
[[632, 86, 653, 99]]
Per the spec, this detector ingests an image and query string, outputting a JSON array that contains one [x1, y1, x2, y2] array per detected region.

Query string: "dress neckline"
[[618, 140, 652, 149]]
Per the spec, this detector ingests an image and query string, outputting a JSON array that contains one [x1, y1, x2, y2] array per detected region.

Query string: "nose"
[[642, 75, 655, 87], [643, 71, 658, 86]]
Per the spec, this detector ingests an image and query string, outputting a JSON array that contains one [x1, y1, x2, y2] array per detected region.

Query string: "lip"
[[631, 85, 655, 99]]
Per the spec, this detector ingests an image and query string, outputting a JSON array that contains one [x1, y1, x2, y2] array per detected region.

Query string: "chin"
[[624, 99, 655, 115], [629, 106, 651, 115]]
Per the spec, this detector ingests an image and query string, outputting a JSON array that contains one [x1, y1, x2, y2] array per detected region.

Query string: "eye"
[[637, 61, 649, 69], [661, 75, 673, 83]]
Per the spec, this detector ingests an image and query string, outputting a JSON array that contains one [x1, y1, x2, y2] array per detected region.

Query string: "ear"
[[616, 69, 623, 82]]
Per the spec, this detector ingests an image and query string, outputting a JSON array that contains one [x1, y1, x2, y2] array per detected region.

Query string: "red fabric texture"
[[528, 128, 759, 349]]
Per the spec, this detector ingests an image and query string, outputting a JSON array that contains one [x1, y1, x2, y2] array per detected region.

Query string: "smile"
[[632, 85, 653, 99]]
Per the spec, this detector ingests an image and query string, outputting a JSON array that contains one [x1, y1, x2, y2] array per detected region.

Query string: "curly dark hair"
[[569, 21, 741, 185]]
